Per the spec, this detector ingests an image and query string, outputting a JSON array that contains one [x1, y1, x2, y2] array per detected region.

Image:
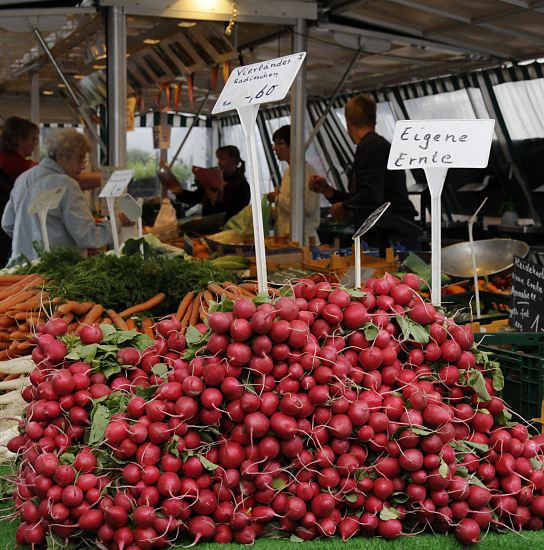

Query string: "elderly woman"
[[2, 129, 129, 263]]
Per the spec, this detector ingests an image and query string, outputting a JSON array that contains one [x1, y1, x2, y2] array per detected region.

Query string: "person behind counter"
[[267, 125, 320, 245], [177, 146, 250, 222], [0, 117, 40, 266], [2, 129, 132, 264], [309, 94, 420, 249]]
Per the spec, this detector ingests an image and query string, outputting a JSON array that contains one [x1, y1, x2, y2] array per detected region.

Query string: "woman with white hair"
[[1, 129, 130, 263]]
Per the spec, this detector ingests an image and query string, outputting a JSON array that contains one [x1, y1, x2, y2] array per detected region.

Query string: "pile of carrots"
[[0, 274, 48, 361], [0, 274, 276, 363]]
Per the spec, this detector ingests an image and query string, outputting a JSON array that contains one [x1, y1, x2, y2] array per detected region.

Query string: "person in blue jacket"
[[2, 129, 131, 263]]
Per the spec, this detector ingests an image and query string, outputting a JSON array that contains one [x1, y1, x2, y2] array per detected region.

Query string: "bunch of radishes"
[[7, 273, 544, 549]]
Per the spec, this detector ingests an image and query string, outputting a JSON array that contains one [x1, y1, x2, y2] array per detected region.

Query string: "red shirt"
[[0, 151, 36, 184]]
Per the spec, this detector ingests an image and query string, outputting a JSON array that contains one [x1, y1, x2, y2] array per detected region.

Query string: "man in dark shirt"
[[310, 94, 419, 246]]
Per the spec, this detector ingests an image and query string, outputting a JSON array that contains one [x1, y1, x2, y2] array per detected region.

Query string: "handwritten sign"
[[99, 169, 134, 199], [388, 119, 495, 170], [212, 53, 306, 114], [28, 186, 66, 216], [510, 256, 544, 332]]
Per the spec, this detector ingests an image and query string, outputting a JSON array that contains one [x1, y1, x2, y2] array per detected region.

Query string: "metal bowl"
[[441, 238, 529, 278]]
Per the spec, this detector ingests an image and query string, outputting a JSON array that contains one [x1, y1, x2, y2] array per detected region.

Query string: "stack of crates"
[[475, 332, 544, 430]]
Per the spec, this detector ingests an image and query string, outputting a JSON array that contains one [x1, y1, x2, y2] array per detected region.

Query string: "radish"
[[188, 516, 216, 543], [44, 317, 68, 336], [408, 302, 436, 324], [78, 324, 103, 344], [455, 518, 481, 545]]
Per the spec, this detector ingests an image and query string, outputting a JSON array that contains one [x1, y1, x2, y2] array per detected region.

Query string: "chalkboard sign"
[[510, 256, 544, 332]]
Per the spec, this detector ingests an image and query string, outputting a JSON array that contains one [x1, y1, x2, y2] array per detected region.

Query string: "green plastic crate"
[[475, 332, 544, 424]]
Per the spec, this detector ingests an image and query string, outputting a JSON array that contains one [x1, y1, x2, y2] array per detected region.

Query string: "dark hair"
[[345, 94, 377, 128], [216, 145, 245, 173], [273, 125, 291, 146], [0, 116, 39, 152]]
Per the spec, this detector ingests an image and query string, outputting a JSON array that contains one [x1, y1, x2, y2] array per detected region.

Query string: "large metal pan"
[[441, 238, 529, 278]]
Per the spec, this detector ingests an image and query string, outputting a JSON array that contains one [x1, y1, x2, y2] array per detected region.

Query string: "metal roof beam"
[[335, 12, 510, 58], [100, 0, 318, 24], [0, 7, 95, 17], [385, 0, 544, 47]]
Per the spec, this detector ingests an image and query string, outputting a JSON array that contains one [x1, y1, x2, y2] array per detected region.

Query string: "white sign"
[[212, 52, 306, 114], [119, 193, 142, 222], [387, 119, 495, 170], [28, 186, 66, 216], [99, 169, 134, 199]]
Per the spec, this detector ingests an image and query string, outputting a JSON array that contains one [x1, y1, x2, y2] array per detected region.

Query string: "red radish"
[[78, 324, 103, 344], [455, 518, 480, 545], [408, 302, 436, 324]]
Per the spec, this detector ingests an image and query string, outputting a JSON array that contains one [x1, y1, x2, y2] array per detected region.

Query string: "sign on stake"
[[99, 169, 134, 256], [213, 52, 306, 294], [28, 186, 66, 252], [352, 202, 391, 288], [388, 119, 495, 305]]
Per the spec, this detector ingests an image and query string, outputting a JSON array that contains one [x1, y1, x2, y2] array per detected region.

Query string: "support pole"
[[289, 18, 307, 245], [30, 72, 40, 163], [106, 5, 127, 167]]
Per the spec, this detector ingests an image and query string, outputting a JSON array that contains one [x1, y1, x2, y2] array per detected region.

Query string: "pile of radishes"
[[7, 273, 544, 548]]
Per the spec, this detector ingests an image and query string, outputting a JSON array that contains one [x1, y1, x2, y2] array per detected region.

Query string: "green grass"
[[1, 463, 543, 549]]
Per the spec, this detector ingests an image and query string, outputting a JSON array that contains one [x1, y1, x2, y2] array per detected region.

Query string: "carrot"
[[16, 322, 30, 333], [175, 292, 195, 322], [9, 331, 31, 341], [14, 293, 49, 312], [207, 283, 237, 301], [101, 318, 112, 325], [0, 342, 9, 350], [202, 290, 214, 306], [0, 332, 11, 342], [141, 318, 154, 338], [57, 301, 80, 316], [14, 342, 32, 353], [118, 293, 166, 319], [62, 313, 75, 325], [80, 304, 104, 325], [222, 281, 241, 297], [0, 350, 10, 361], [180, 297, 195, 329], [73, 301, 95, 316], [126, 318, 136, 331], [0, 275, 28, 284], [0, 284, 23, 301], [0, 290, 35, 312], [107, 309, 129, 331], [190, 292, 202, 326], [0, 315, 14, 329]]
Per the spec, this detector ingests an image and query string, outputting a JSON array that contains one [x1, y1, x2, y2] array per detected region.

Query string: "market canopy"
[[1, 0, 544, 120]]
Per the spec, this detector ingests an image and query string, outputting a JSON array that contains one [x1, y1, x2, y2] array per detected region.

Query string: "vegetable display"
[[15, 248, 242, 317], [7, 274, 544, 548]]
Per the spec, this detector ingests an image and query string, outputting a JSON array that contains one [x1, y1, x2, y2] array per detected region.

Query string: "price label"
[[387, 119, 495, 170], [353, 203, 391, 240], [99, 169, 134, 198], [212, 52, 306, 114], [119, 193, 142, 222], [28, 186, 66, 215]]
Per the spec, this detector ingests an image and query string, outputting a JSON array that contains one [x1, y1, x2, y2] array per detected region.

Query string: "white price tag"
[[99, 169, 134, 198], [387, 119, 495, 170], [119, 193, 142, 222], [28, 186, 66, 215], [212, 52, 306, 114]]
